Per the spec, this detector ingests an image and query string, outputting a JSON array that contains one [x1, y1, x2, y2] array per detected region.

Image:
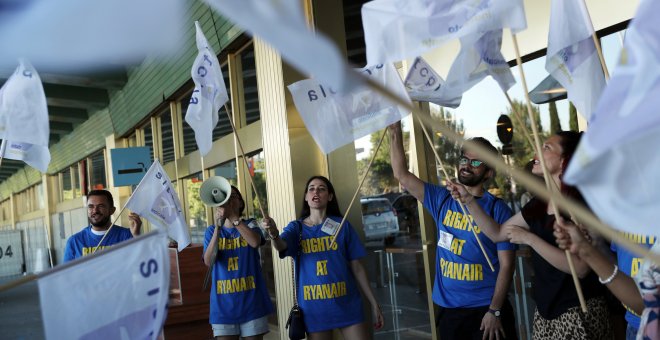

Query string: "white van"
[[360, 197, 399, 245]]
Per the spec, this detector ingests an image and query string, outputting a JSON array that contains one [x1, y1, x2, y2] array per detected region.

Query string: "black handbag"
[[286, 221, 306, 339]]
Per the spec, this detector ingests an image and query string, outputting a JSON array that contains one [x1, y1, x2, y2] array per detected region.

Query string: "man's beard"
[[90, 215, 111, 228], [458, 170, 487, 187]]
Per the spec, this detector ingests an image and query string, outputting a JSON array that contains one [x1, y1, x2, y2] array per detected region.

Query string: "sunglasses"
[[459, 156, 485, 168]]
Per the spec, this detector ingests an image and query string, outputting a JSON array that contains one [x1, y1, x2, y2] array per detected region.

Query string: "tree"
[[569, 102, 579, 131], [548, 101, 562, 133], [431, 107, 464, 181], [507, 99, 545, 169], [500, 99, 547, 204], [186, 179, 206, 228], [357, 130, 401, 196]]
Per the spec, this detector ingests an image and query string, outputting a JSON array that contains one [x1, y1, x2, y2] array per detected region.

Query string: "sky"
[[356, 31, 624, 160]]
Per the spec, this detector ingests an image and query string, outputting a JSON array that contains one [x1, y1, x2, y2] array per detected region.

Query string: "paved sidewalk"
[[0, 275, 44, 340]]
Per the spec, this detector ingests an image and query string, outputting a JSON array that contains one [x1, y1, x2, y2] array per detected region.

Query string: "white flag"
[[288, 63, 411, 154], [362, 0, 527, 65], [404, 57, 460, 108], [564, 0, 660, 237], [204, 0, 349, 89], [0, 59, 51, 172], [125, 161, 191, 251], [0, 0, 182, 69], [545, 0, 605, 119], [0, 140, 50, 173], [409, 30, 515, 108], [185, 21, 229, 156], [38, 231, 169, 340]]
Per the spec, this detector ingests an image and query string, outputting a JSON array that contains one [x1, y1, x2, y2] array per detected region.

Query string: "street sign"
[[110, 147, 152, 187]]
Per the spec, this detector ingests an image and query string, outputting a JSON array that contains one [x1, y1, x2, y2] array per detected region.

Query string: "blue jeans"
[[626, 323, 639, 340]]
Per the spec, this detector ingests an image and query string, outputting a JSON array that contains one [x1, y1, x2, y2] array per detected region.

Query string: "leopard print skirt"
[[532, 297, 613, 340]]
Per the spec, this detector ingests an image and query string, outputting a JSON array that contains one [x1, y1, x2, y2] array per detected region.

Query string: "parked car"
[[360, 197, 399, 245]]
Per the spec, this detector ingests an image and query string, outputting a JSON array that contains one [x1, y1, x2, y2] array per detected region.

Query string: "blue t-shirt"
[[203, 219, 274, 324], [279, 216, 366, 333], [63, 225, 133, 262], [611, 233, 656, 329], [423, 183, 515, 308]]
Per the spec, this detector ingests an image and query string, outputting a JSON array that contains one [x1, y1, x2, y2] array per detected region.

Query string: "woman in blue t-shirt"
[[264, 175, 384, 340], [203, 185, 274, 339]]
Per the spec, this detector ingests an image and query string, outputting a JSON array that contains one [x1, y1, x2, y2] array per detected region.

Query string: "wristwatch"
[[488, 309, 501, 318], [232, 220, 241, 226]]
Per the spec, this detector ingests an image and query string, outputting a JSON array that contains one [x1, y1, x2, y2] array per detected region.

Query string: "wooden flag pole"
[[91, 203, 130, 254], [417, 118, 495, 272], [329, 129, 388, 248], [223, 104, 267, 220], [0, 139, 6, 167], [502, 91, 535, 148], [91, 159, 156, 253], [510, 32, 588, 312], [580, 0, 611, 80]]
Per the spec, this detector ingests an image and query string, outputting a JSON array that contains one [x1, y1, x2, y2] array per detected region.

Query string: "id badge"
[[321, 218, 340, 235], [437, 230, 454, 251]]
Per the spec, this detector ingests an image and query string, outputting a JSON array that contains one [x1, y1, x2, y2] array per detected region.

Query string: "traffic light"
[[497, 115, 514, 155]]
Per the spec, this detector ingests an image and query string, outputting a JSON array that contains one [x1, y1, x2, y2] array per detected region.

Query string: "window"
[[185, 172, 206, 244], [160, 109, 175, 164], [212, 160, 238, 186], [61, 167, 73, 201], [240, 45, 260, 126], [143, 122, 155, 163], [89, 151, 106, 190], [71, 163, 82, 199]]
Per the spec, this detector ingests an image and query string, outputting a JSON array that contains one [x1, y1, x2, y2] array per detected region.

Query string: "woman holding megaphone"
[[202, 176, 274, 339]]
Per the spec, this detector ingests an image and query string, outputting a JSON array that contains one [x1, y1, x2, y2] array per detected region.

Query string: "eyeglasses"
[[459, 156, 485, 168]]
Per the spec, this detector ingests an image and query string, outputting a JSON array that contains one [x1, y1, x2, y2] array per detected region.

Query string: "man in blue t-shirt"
[[390, 122, 517, 340], [63, 190, 142, 263]]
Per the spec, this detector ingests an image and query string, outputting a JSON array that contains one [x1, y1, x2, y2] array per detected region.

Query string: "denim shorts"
[[212, 316, 269, 337]]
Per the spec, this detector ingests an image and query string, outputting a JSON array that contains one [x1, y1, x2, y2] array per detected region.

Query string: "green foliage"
[[251, 159, 268, 219], [503, 99, 547, 203], [356, 107, 465, 197], [548, 101, 562, 133], [186, 179, 206, 228], [432, 107, 463, 180], [357, 130, 400, 196], [507, 99, 546, 169], [569, 102, 579, 131]]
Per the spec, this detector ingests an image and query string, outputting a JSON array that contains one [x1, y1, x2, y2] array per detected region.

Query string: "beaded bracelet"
[[598, 264, 618, 285]]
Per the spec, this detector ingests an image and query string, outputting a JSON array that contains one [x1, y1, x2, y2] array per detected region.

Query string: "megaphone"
[[200, 176, 232, 207]]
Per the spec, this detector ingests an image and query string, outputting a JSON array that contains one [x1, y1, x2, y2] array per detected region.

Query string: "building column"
[[408, 107, 441, 340]]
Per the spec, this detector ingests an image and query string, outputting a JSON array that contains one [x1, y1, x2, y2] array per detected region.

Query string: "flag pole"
[[329, 129, 387, 248], [91, 159, 154, 253], [417, 118, 495, 272], [580, 0, 610, 80], [0, 139, 6, 167], [510, 32, 587, 312], [356, 66, 660, 269], [223, 104, 267, 219], [91, 203, 130, 254], [502, 91, 535, 148]]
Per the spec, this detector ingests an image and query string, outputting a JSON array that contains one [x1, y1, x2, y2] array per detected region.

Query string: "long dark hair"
[[229, 185, 246, 216], [556, 131, 585, 204], [299, 176, 342, 219], [526, 131, 586, 224]]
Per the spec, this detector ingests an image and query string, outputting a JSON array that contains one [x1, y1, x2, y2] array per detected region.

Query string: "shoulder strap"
[[291, 220, 303, 306]]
